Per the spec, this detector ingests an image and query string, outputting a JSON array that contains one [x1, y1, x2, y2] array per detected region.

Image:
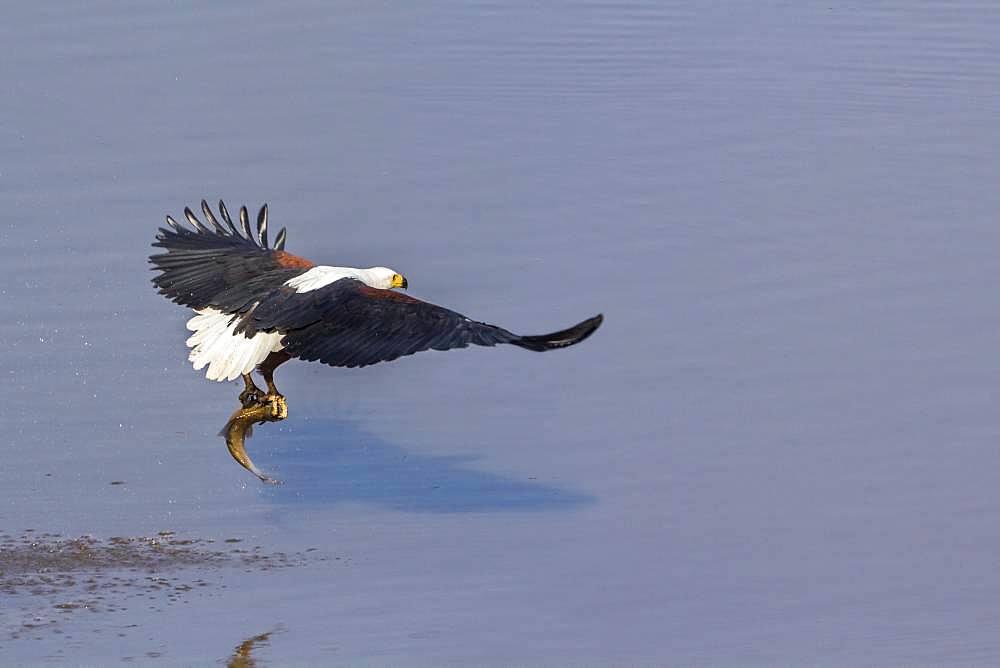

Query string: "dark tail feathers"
[[511, 314, 603, 352]]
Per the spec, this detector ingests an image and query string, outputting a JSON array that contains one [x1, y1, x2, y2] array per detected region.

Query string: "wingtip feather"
[[184, 207, 210, 233], [257, 204, 268, 248], [201, 199, 228, 235], [515, 313, 603, 351], [239, 205, 257, 246], [218, 199, 241, 237]]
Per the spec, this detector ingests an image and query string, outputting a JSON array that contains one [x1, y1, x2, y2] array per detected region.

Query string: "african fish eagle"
[[149, 200, 603, 481]]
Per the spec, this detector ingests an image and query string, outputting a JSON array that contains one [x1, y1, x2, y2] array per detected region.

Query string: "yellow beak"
[[391, 274, 408, 289]]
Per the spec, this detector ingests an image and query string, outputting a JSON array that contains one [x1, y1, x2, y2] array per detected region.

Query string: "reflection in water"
[[260, 419, 594, 512], [227, 627, 282, 668]]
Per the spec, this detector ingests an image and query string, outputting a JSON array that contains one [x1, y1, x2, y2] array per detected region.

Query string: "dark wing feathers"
[[150, 200, 303, 313], [183, 206, 209, 234], [239, 206, 255, 245], [257, 204, 268, 249], [515, 316, 604, 351], [200, 199, 228, 235], [217, 199, 241, 236], [240, 278, 602, 368], [152, 200, 603, 368]]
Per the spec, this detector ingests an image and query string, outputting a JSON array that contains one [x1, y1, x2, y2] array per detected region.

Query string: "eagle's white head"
[[361, 266, 408, 290]]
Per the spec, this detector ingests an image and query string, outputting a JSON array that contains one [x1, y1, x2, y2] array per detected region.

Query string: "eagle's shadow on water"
[[256, 419, 594, 512]]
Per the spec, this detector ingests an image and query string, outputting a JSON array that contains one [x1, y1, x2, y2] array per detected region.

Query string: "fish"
[[220, 394, 287, 484]]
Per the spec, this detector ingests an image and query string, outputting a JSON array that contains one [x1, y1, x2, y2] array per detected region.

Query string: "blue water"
[[4, 1, 1000, 663]]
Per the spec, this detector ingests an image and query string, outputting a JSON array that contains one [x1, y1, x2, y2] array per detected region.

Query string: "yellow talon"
[[267, 394, 288, 420]]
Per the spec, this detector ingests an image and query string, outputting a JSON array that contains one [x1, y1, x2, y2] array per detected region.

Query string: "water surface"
[[3, 1, 1000, 664]]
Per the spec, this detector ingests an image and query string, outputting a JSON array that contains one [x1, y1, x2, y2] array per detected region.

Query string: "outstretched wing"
[[149, 200, 313, 314], [239, 278, 603, 368]]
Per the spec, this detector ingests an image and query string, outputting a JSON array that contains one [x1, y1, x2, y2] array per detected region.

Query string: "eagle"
[[150, 200, 603, 482]]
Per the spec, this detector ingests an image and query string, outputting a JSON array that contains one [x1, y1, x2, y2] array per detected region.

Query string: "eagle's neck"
[[283, 265, 382, 293]]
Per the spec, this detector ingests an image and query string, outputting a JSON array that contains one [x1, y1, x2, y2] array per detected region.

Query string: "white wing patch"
[[186, 308, 284, 381]]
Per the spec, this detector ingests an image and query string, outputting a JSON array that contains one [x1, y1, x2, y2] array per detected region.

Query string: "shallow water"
[[4, 1, 1000, 664]]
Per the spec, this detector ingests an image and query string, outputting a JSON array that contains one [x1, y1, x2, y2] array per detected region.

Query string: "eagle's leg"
[[238, 373, 265, 408], [259, 351, 292, 399]]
